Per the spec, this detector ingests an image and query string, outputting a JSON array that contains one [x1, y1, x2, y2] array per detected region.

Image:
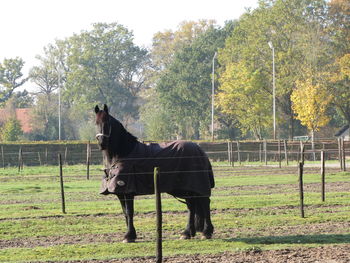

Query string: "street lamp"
[[57, 62, 64, 141], [268, 41, 276, 140], [211, 52, 217, 141]]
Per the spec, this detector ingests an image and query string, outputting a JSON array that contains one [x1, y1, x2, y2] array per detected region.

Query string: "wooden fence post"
[[300, 141, 305, 164], [38, 152, 42, 166], [227, 141, 231, 165], [278, 140, 281, 168], [59, 154, 66, 214], [45, 148, 48, 166], [86, 141, 90, 180], [1, 146, 4, 169], [298, 161, 305, 218], [321, 150, 325, 202], [259, 143, 262, 163], [264, 140, 267, 165], [338, 138, 343, 170], [284, 140, 289, 166], [154, 167, 162, 263], [230, 141, 234, 167], [342, 139, 346, 171], [64, 147, 68, 165], [237, 141, 241, 165], [18, 147, 23, 172]]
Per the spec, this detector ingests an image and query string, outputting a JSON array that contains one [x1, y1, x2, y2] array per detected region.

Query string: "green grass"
[[0, 164, 349, 262]]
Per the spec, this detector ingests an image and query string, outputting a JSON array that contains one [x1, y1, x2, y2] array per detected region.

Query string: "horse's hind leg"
[[201, 197, 214, 239], [181, 197, 196, 239], [117, 194, 137, 243]]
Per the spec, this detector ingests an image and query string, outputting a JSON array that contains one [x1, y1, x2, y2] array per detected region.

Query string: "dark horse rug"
[[100, 140, 214, 197]]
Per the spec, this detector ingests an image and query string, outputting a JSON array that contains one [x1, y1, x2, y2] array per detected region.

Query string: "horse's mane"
[[109, 115, 138, 157]]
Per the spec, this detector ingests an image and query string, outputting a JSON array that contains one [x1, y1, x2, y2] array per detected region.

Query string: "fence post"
[[321, 150, 325, 202], [278, 140, 281, 168], [342, 139, 346, 171], [338, 138, 343, 170], [298, 161, 305, 218], [59, 154, 66, 214], [45, 147, 48, 166], [230, 141, 234, 167], [259, 143, 262, 163], [154, 167, 162, 263], [18, 147, 23, 172], [38, 152, 42, 166], [64, 147, 68, 165], [86, 141, 90, 180], [300, 141, 305, 164], [264, 140, 267, 165], [237, 141, 241, 165], [227, 141, 231, 165], [283, 140, 288, 166], [1, 146, 4, 169]]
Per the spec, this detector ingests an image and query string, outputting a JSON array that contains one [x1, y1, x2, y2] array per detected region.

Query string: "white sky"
[[0, 0, 258, 89]]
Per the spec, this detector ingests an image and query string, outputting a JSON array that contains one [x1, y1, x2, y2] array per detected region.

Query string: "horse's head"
[[94, 104, 111, 150]]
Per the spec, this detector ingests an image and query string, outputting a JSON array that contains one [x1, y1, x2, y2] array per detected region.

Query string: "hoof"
[[201, 234, 212, 240], [180, 234, 191, 240], [122, 239, 135, 243]]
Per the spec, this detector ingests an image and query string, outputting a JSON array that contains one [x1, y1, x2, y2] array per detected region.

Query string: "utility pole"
[[211, 52, 217, 141]]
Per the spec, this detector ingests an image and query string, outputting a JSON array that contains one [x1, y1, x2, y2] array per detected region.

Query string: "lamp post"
[[211, 52, 217, 141], [58, 68, 61, 141], [268, 41, 276, 140]]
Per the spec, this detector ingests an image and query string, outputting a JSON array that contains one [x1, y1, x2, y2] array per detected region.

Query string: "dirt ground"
[[67, 245, 350, 263]]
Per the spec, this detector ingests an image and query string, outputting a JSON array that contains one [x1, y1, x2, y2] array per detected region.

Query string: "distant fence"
[[0, 139, 348, 168]]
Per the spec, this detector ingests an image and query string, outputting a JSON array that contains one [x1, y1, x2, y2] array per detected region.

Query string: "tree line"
[[0, 0, 349, 141]]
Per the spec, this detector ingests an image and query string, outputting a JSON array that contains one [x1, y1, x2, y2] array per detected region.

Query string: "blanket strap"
[[173, 196, 187, 204]]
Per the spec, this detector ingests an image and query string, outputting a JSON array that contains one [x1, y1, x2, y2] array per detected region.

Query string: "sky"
[[0, 0, 258, 89]]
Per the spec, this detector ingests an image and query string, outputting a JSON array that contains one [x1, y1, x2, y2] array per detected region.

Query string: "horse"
[[94, 104, 214, 243]]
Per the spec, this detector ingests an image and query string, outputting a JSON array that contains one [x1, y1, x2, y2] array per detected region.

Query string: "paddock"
[[0, 159, 349, 262]]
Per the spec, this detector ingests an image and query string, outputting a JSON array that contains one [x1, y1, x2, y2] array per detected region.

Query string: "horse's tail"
[[207, 161, 215, 188], [194, 198, 205, 232]]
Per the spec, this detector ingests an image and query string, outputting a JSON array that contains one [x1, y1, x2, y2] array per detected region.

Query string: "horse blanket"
[[100, 141, 214, 197]]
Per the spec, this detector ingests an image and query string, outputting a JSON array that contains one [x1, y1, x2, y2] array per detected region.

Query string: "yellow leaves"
[[291, 77, 332, 132], [339, 54, 350, 77], [216, 61, 271, 138], [328, 53, 350, 83]]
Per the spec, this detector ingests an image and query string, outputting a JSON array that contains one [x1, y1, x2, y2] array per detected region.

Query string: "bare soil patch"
[[66, 245, 350, 263]]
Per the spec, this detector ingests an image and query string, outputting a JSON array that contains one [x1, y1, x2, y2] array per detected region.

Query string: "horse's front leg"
[[117, 194, 137, 243]]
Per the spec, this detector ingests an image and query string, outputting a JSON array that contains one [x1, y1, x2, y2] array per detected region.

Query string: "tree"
[[0, 57, 28, 106], [291, 75, 332, 138], [216, 62, 271, 140], [141, 20, 221, 140], [153, 24, 232, 139], [65, 22, 149, 125], [327, 0, 350, 125], [328, 54, 350, 125], [219, 0, 329, 139], [29, 59, 59, 100], [0, 118, 23, 141]]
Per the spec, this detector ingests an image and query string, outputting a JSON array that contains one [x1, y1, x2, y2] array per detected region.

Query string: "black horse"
[[95, 104, 214, 242]]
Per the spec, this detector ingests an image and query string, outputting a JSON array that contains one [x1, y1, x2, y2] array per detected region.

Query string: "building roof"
[[335, 124, 349, 137], [0, 108, 33, 133]]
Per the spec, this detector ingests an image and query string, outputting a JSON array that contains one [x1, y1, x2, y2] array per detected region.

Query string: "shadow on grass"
[[224, 234, 350, 245]]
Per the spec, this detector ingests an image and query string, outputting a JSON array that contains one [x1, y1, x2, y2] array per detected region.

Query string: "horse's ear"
[[103, 104, 109, 115], [94, 105, 100, 114]]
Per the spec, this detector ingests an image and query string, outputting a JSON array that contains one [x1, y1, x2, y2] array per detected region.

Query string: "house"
[[335, 124, 350, 141], [0, 108, 33, 133]]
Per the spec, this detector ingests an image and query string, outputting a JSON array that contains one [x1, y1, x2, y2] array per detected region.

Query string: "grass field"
[[0, 163, 349, 262]]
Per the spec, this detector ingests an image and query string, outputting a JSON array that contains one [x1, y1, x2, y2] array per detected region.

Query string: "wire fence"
[[1, 148, 349, 262], [0, 139, 349, 168]]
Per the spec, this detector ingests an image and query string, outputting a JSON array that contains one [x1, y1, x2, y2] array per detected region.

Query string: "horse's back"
[[152, 140, 215, 194], [101, 140, 214, 196]]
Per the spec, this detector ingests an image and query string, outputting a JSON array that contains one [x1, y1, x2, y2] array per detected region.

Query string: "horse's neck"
[[103, 139, 138, 167]]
